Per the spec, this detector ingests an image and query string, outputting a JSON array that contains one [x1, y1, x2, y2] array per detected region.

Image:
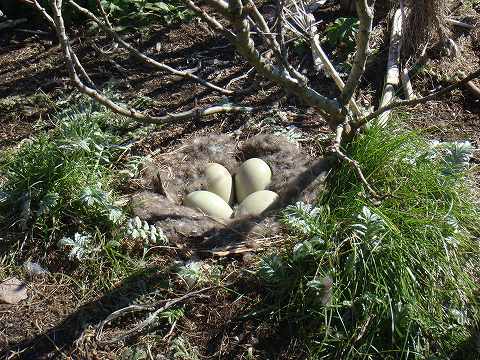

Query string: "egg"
[[235, 158, 272, 202], [235, 190, 279, 217], [205, 163, 233, 204], [184, 191, 233, 219]]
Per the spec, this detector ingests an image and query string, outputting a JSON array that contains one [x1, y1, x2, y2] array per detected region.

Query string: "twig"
[[446, 18, 474, 30], [162, 319, 177, 340], [340, 0, 373, 108], [0, 18, 27, 30], [355, 68, 480, 127], [226, 67, 254, 88], [49, 0, 253, 126], [69, 0, 234, 95], [309, 19, 362, 117], [14, 29, 50, 35], [96, 287, 211, 344], [457, 71, 480, 99], [245, 0, 307, 84], [333, 124, 381, 200]]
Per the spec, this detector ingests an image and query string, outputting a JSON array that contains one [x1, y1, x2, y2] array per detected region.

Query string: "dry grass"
[[403, 0, 450, 58]]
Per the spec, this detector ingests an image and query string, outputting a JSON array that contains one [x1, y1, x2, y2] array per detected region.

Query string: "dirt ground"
[[0, 2, 479, 359]]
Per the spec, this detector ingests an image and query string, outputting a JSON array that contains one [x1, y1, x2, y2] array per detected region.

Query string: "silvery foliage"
[[283, 201, 323, 237], [352, 206, 386, 248], [58, 232, 95, 260], [126, 216, 168, 245], [257, 255, 287, 284], [292, 236, 325, 262], [441, 140, 474, 174], [406, 140, 474, 174], [175, 260, 203, 287], [80, 185, 124, 224]]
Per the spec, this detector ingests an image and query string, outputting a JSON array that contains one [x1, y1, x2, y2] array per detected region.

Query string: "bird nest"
[[131, 134, 330, 253]]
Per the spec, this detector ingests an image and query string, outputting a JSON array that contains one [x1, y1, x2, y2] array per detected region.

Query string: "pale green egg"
[[205, 163, 233, 204], [184, 191, 233, 219], [235, 158, 272, 202], [235, 190, 279, 217]]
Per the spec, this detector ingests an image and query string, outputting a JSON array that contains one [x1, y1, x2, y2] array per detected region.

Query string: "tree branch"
[[50, 0, 252, 125], [308, 14, 362, 118], [340, 0, 373, 107], [355, 68, 480, 128], [332, 124, 380, 199], [198, 0, 342, 121], [69, 0, 234, 95]]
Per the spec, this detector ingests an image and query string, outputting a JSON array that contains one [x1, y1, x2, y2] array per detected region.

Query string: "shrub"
[[259, 123, 480, 359]]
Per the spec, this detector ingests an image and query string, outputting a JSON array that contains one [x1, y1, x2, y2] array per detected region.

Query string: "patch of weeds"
[[325, 17, 359, 54], [90, 0, 194, 28], [258, 122, 480, 359], [0, 92, 142, 261], [170, 335, 200, 360]]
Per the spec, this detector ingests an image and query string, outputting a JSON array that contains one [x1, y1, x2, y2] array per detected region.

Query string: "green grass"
[[0, 94, 135, 260], [259, 122, 480, 359]]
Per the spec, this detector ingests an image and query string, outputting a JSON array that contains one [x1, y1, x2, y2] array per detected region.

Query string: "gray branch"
[[69, 0, 234, 95], [49, 0, 252, 126], [355, 68, 480, 128], [340, 0, 373, 107]]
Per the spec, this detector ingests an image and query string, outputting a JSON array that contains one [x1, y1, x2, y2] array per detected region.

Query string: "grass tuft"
[[0, 95, 134, 260], [261, 122, 480, 359]]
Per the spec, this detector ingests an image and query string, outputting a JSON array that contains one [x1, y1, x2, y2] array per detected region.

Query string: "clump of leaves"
[[259, 122, 480, 359], [325, 17, 359, 53], [93, 0, 194, 27], [58, 232, 96, 261]]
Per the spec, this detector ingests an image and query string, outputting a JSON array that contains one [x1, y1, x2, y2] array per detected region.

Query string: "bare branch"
[[355, 68, 480, 128], [96, 287, 212, 344], [50, 0, 252, 125], [446, 18, 475, 30], [377, 8, 402, 126], [333, 125, 380, 199], [400, 67, 415, 100], [69, 0, 234, 95], [0, 18, 27, 30], [308, 15, 362, 118], [244, 0, 306, 84], [183, 0, 231, 35], [196, 0, 342, 121], [333, 124, 380, 199], [340, 0, 373, 107]]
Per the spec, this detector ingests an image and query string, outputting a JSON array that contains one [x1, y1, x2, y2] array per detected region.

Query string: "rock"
[[0, 277, 28, 304]]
